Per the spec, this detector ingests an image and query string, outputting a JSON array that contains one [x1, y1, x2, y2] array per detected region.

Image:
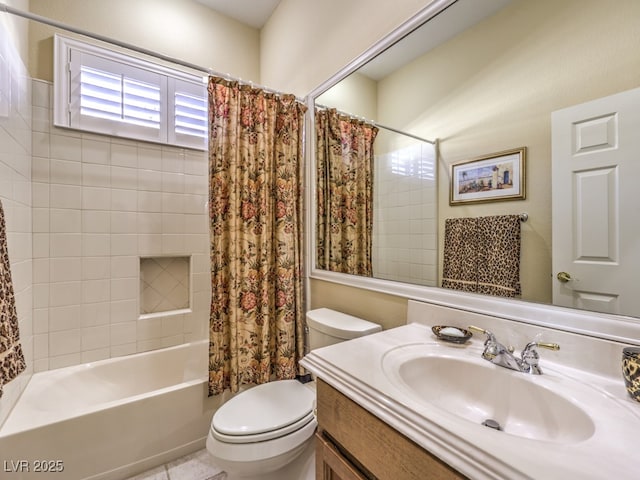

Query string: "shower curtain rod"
[[315, 103, 436, 145], [0, 3, 305, 103]]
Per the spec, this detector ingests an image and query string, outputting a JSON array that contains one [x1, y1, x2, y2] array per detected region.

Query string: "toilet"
[[206, 308, 382, 479]]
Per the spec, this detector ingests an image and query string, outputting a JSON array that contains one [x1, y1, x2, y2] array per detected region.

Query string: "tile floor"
[[126, 449, 226, 480]]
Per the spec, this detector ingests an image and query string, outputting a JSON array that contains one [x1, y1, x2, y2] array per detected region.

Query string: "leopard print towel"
[[0, 199, 26, 398], [442, 215, 521, 298]]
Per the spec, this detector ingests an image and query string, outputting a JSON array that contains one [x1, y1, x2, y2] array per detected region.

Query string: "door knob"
[[556, 272, 571, 283]]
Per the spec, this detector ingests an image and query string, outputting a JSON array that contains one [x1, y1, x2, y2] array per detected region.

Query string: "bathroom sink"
[[381, 344, 596, 444]]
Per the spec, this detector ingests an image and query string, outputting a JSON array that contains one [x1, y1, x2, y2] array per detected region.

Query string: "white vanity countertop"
[[301, 322, 640, 480]]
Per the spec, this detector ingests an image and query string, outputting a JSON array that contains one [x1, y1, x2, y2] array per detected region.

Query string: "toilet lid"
[[212, 380, 315, 441]]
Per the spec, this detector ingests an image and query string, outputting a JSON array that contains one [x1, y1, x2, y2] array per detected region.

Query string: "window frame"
[[54, 34, 207, 151]]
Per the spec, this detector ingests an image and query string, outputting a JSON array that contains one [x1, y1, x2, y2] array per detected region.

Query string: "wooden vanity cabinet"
[[315, 379, 467, 480]]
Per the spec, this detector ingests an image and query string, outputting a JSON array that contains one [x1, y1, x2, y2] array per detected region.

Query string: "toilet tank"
[[306, 308, 382, 351]]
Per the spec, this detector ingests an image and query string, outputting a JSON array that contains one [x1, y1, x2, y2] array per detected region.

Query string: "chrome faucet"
[[468, 326, 559, 375]]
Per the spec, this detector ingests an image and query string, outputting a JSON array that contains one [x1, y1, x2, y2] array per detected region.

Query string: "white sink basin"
[[381, 343, 596, 444]]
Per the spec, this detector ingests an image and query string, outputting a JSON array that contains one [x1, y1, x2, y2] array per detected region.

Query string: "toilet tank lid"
[[306, 308, 381, 339]]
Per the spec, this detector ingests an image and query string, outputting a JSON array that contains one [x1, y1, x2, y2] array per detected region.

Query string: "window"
[[54, 34, 207, 150]]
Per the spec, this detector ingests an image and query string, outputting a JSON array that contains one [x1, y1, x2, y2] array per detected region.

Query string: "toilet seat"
[[211, 379, 315, 444]]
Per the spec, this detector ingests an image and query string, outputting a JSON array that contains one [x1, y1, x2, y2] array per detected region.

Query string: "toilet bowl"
[[206, 308, 382, 479]]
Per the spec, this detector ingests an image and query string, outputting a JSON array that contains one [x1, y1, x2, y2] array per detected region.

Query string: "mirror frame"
[[305, 0, 640, 345]]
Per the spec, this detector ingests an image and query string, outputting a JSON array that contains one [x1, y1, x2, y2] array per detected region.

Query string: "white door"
[[552, 87, 640, 316]]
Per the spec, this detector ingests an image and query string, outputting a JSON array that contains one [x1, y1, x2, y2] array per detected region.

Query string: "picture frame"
[[450, 147, 526, 205]]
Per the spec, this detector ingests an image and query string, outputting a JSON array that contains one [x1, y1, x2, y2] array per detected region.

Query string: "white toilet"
[[206, 308, 382, 480]]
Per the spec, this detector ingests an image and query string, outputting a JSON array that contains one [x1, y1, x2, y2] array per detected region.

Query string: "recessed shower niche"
[[139, 256, 191, 316]]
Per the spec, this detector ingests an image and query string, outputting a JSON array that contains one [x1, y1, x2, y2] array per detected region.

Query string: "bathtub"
[[0, 340, 228, 480]]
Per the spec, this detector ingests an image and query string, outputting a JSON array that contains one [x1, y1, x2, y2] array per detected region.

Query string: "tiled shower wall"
[[31, 80, 211, 372], [373, 140, 437, 286], [0, 23, 33, 426]]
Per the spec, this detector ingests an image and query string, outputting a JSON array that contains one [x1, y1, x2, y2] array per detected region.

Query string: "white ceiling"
[[194, 0, 281, 28]]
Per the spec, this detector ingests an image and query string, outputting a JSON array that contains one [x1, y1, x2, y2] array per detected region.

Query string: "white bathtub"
[[0, 340, 228, 480]]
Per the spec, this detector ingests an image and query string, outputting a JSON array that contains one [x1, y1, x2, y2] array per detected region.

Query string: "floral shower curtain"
[[207, 77, 306, 396], [316, 108, 378, 276]]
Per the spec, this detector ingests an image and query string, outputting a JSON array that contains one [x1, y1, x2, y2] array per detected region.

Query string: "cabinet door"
[[316, 433, 368, 480]]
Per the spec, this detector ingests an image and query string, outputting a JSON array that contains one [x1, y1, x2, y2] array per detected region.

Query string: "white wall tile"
[[138, 169, 162, 191], [81, 302, 110, 327], [32, 106, 50, 133], [32, 132, 50, 158], [162, 193, 184, 213], [82, 256, 111, 280], [82, 186, 111, 210], [33, 331, 49, 360], [32, 156, 50, 182], [32, 80, 50, 108], [82, 210, 111, 233], [137, 146, 162, 171], [161, 149, 184, 174], [111, 166, 138, 190], [32, 283, 50, 309], [49, 305, 81, 331], [50, 184, 81, 209], [82, 279, 111, 304], [50, 133, 82, 162], [110, 211, 137, 233], [162, 172, 185, 193], [110, 321, 137, 345], [184, 151, 207, 176], [49, 353, 81, 370], [82, 138, 110, 165], [32, 182, 49, 207], [32, 207, 49, 232], [49, 281, 82, 307], [49, 326, 80, 356], [81, 348, 110, 363], [82, 325, 110, 350], [138, 234, 163, 255], [111, 143, 137, 168], [50, 208, 81, 233], [110, 299, 138, 323], [50, 257, 81, 282], [82, 163, 110, 187], [82, 234, 111, 256], [138, 212, 162, 234], [111, 277, 137, 301], [33, 258, 50, 284], [27, 81, 211, 372], [111, 255, 138, 278], [50, 159, 82, 185], [49, 233, 82, 257], [111, 234, 138, 255], [111, 188, 138, 211]]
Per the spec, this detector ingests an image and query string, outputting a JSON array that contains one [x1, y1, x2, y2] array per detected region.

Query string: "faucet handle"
[[468, 325, 487, 335], [521, 341, 560, 374], [467, 325, 498, 344], [535, 342, 560, 351]]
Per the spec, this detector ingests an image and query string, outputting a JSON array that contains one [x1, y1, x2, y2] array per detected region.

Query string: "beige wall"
[[377, 0, 640, 304], [310, 280, 407, 331], [261, 0, 434, 97], [28, 0, 260, 82], [315, 72, 378, 120]]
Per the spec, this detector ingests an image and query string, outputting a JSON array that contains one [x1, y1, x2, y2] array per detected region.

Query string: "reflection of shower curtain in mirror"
[[0, 199, 26, 398], [316, 108, 378, 276]]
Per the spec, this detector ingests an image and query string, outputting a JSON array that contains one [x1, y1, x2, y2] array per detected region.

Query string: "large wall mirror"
[[307, 0, 640, 336]]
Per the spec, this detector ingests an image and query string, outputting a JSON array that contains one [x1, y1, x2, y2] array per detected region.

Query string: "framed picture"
[[450, 147, 526, 205]]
